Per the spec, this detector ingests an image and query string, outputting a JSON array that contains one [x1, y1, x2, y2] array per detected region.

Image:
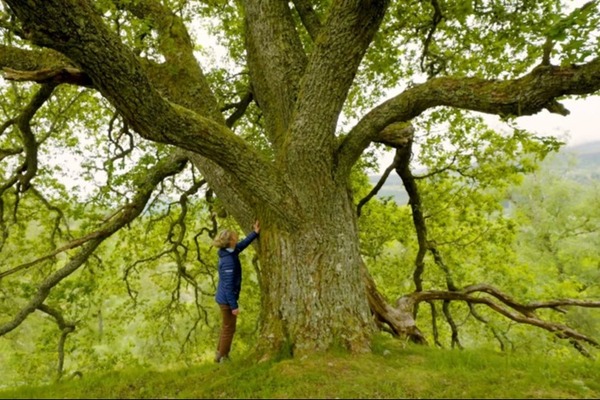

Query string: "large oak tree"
[[1, 0, 600, 363]]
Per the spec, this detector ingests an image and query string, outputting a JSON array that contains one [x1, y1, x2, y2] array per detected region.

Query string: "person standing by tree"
[[212, 220, 260, 363]]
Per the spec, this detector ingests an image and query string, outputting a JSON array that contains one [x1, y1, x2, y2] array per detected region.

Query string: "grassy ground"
[[2, 336, 599, 399]]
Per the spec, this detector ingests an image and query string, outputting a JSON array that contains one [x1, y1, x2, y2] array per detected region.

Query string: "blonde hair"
[[212, 229, 237, 248]]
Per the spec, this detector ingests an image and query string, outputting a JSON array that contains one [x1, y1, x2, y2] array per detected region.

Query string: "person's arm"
[[235, 220, 260, 252]]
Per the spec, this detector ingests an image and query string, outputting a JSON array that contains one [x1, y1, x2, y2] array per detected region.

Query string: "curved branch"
[[0, 118, 16, 137], [356, 156, 399, 217], [356, 121, 415, 215], [30, 187, 73, 246], [404, 287, 600, 352], [223, 90, 254, 128], [0, 237, 103, 336], [463, 283, 600, 314], [0, 151, 189, 336], [337, 58, 600, 174], [37, 303, 76, 381], [0, 145, 22, 161], [286, 0, 389, 164], [16, 82, 57, 191], [420, 0, 445, 77], [105, 115, 134, 166]]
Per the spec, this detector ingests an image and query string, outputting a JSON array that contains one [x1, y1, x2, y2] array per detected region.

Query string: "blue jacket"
[[215, 231, 259, 309]]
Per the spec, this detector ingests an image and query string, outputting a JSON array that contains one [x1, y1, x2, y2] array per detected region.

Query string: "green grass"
[[2, 336, 599, 399]]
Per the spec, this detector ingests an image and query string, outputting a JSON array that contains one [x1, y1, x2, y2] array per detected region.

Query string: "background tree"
[[1, 0, 600, 372]]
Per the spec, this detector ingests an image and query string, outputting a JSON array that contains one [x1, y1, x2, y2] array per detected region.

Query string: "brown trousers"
[[217, 304, 237, 358]]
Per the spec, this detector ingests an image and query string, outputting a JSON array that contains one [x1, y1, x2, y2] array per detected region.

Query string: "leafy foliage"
[[0, 0, 599, 390]]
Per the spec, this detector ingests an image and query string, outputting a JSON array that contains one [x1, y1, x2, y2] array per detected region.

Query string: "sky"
[[487, 96, 600, 147]]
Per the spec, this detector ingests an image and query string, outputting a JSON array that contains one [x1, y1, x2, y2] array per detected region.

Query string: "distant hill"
[[368, 140, 600, 203], [367, 173, 408, 204], [548, 140, 600, 182]]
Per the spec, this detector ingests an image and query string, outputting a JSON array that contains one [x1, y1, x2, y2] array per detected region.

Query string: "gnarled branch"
[[0, 151, 189, 335], [338, 58, 600, 174]]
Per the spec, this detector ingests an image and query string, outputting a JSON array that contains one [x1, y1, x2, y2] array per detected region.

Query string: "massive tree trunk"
[[256, 172, 374, 356]]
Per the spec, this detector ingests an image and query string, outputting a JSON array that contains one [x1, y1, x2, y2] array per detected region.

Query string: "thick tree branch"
[[243, 0, 308, 151], [108, 0, 286, 229], [112, 0, 195, 65], [286, 0, 389, 167], [337, 58, 600, 174], [0, 50, 267, 229], [4, 0, 294, 222], [0, 44, 69, 71], [110, 0, 222, 123], [291, 0, 323, 40], [113, 1, 279, 229]]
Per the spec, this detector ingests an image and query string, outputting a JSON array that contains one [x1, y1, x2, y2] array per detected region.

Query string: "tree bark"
[[255, 182, 374, 357]]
